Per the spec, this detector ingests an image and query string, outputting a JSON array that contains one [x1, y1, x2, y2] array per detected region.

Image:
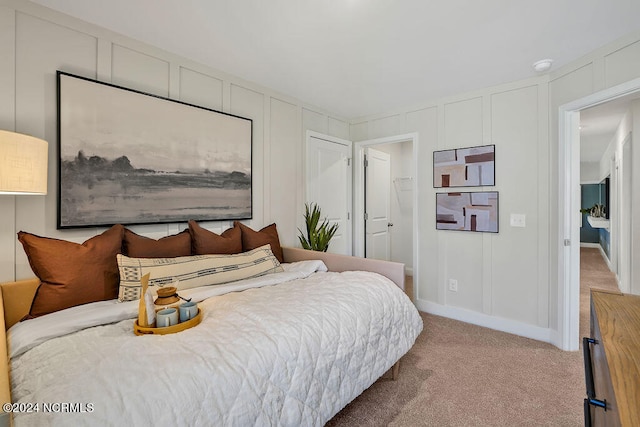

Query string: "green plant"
[[298, 203, 339, 252]]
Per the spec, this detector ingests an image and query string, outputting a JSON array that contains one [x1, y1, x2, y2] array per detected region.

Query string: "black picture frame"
[[57, 71, 252, 229], [433, 144, 495, 188], [436, 191, 499, 233]]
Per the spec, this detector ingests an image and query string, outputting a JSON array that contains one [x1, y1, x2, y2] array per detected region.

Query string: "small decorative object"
[[137, 273, 153, 327], [436, 191, 499, 233], [298, 203, 338, 252], [156, 308, 179, 327], [433, 144, 495, 188], [154, 286, 181, 306], [580, 204, 605, 218], [134, 275, 202, 335], [179, 301, 199, 322], [134, 308, 202, 336]]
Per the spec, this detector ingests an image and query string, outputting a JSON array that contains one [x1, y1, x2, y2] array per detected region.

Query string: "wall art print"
[[57, 71, 252, 229], [436, 191, 499, 233], [433, 144, 495, 188]]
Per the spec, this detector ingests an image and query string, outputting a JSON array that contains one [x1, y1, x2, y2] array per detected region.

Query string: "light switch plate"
[[510, 214, 526, 227]]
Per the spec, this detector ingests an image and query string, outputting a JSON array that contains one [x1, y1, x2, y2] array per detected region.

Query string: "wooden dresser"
[[584, 290, 640, 426]]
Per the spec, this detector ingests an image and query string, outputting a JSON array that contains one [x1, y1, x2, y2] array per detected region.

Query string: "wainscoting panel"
[[369, 114, 402, 139], [444, 97, 483, 147], [0, 7, 16, 282], [111, 44, 170, 97], [179, 67, 223, 111], [605, 39, 640, 89], [302, 107, 329, 136], [269, 97, 300, 246], [328, 117, 350, 140], [14, 11, 99, 279], [490, 85, 540, 325], [229, 83, 265, 230]]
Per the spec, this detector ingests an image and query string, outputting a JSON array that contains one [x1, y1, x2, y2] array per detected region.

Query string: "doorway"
[[354, 133, 419, 294], [559, 77, 640, 351]]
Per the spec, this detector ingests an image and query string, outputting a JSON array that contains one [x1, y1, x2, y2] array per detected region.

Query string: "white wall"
[[352, 79, 551, 341], [0, 1, 349, 282], [351, 30, 640, 344], [632, 101, 640, 295], [580, 161, 601, 183]]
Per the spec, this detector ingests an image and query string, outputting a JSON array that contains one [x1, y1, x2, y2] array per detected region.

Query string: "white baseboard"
[[597, 245, 613, 271], [404, 267, 413, 276], [580, 242, 600, 248], [414, 299, 554, 346]]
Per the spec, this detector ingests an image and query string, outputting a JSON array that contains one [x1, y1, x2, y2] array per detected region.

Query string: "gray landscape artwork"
[[58, 72, 252, 228]]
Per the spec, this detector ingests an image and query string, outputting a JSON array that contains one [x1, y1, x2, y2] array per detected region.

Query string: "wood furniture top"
[[591, 291, 640, 426]]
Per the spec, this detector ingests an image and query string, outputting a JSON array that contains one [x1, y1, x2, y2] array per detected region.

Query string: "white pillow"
[[117, 244, 283, 301]]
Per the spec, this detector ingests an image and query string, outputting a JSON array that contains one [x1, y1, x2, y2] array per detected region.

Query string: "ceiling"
[[580, 92, 640, 163], [28, 0, 640, 120], [25, 1, 640, 162]]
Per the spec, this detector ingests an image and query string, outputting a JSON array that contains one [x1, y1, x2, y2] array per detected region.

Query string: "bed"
[[0, 245, 422, 426]]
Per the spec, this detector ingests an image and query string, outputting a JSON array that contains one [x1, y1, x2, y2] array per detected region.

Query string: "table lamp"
[[0, 129, 48, 195], [0, 129, 48, 284]]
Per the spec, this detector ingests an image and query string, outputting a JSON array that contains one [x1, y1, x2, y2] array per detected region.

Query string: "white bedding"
[[10, 262, 423, 426]]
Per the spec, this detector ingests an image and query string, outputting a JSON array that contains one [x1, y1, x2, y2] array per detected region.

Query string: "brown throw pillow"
[[235, 221, 283, 263], [17, 224, 125, 317], [123, 228, 191, 258], [188, 220, 242, 255]]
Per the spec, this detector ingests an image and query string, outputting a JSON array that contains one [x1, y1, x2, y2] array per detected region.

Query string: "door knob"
[[388, 222, 394, 227]]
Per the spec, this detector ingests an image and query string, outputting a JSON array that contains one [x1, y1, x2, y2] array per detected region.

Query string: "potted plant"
[[298, 203, 339, 252]]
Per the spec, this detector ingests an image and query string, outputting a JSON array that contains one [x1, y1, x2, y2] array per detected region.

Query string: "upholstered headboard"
[[0, 278, 39, 330]]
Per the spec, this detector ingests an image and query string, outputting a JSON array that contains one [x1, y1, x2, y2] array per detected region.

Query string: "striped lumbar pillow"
[[117, 244, 283, 302]]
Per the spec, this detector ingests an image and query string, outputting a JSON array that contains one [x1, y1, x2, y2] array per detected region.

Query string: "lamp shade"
[[0, 130, 48, 195]]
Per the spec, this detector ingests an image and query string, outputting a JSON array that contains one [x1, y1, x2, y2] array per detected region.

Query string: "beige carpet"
[[328, 248, 618, 426]]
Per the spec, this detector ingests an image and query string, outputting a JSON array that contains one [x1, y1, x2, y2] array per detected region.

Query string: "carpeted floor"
[[328, 247, 618, 426]]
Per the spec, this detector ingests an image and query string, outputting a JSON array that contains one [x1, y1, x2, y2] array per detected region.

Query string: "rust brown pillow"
[[17, 224, 125, 317], [235, 221, 283, 263], [123, 228, 191, 258], [188, 220, 242, 255]]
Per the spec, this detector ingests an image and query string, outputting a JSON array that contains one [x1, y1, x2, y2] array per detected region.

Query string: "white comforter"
[[10, 262, 423, 426]]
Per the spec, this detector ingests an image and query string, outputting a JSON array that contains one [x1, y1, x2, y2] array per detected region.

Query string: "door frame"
[[558, 77, 640, 351], [354, 133, 419, 290]]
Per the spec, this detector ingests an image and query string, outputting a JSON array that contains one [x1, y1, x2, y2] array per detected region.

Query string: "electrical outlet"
[[510, 214, 526, 227], [448, 279, 458, 292]]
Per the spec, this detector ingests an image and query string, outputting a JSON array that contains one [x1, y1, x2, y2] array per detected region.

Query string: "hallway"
[[579, 247, 619, 339]]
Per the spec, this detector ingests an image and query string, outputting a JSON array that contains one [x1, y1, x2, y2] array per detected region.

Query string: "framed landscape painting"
[[433, 144, 495, 188], [436, 191, 499, 233], [57, 71, 252, 229]]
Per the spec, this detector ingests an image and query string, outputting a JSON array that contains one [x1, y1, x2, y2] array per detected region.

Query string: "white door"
[[306, 132, 352, 255], [365, 148, 391, 260]]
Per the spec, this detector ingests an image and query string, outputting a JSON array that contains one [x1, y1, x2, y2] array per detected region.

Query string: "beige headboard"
[[281, 247, 405, 290]]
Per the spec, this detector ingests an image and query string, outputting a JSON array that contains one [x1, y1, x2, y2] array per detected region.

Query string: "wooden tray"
[[134, 308, 202, 336]]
